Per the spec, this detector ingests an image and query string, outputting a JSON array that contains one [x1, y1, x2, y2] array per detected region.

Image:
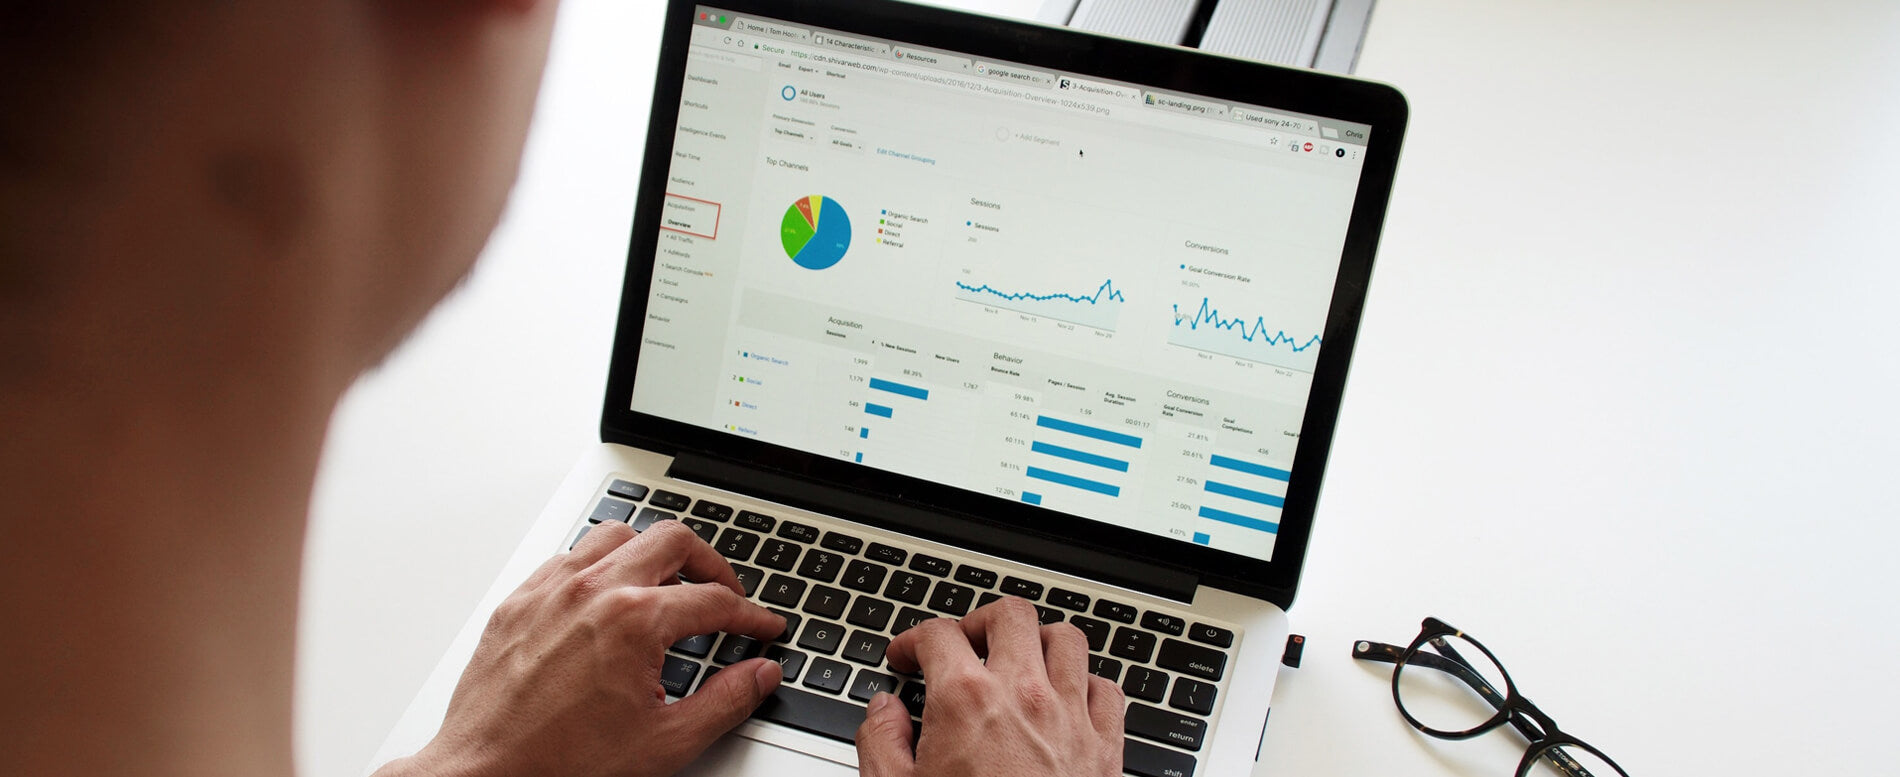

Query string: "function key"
[[607, 479, 649, 502], [1188, 623, 1234, 648], [736, 510, 777, 532], [908, 554, 953, 577], [777, 521, 821, 544], [1000, 576, 1045, 600], [587, 498, 635, 524], [1141, 611, 1187, 636], [690, 499, 734, 522], [953, 565, 998, 588], [866, 542, 908, 566], [1093, 599, 1137, 624], [648, 490, 692, 512], [631, 507, 676, 532], [1156, 638, 1227, 682], [821, 531, 864, 554], [1048, 588, 1091, 612]]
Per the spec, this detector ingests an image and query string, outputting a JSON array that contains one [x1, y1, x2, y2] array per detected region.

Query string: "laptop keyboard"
[[580, 478, 1234, 777]]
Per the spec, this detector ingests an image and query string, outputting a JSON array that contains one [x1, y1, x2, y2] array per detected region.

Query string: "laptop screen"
[[630, 5, 1375, 565]]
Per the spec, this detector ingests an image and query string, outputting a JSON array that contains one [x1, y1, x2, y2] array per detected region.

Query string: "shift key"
[[1124, 738, 1197, 777], [1125, 702, 1206, 752]]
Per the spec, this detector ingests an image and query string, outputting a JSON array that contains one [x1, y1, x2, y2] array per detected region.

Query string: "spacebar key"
[[1124, 739, 1197, 777], [752, 685, 868, 744]]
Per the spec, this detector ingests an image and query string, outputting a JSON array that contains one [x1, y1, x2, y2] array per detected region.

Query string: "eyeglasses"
[[1352, 617, 1630, 777]]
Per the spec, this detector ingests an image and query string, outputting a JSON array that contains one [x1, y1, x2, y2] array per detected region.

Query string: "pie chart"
[[780, 195, 851, 270]]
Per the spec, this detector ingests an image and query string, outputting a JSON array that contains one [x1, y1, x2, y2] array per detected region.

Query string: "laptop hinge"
[[667, 452, 1201, 603]]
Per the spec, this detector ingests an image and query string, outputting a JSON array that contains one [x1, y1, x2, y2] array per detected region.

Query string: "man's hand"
[[856, 597, 1125, 777], [381, 520, 787, 777]]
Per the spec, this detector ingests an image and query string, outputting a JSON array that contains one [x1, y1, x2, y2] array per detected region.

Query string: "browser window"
[[632, 6, 1373, 563]]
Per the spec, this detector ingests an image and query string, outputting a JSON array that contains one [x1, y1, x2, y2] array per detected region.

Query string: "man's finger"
[[662, 657, 782, 750], [885, 617, 980, 676], [854, 692, 918, 777], [951, 597, 1044, 676], [592, 520, 743, 593], [1041, 621, 1093, 701], [642, 582, 787, 644], [1086, 673, 1127, 753]]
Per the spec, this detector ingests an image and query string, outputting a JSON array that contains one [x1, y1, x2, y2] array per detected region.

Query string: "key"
[[1142, 612, 1187, 636], [680, 517, 718, 543], [606, 480, 649, 502], [756, 539, 801, 572], [796, 550, 843, 583], [927, 581, 974, 616], [569, 526, 591, 550], [892, 607, 935, 635], [714, 528, 760, 561], [1124, 739, 1198, 777], [767, 608, 801, 644], [778, 521, 821, 544], [753, 685, 868, 741], [671, 633, 715, 658], [898, 681, 928, 717], [1169, 677, 1217, 716], [954, 564, 998, 588], [846, 597, 895, 631], [1188, 623, 1234, 648], [908, 554, 952, 577], [648, 490, 691, 511], [588, 498, 635, 524], [1088, 654, 1122, 682], [848, 669, 900, 702], [1125, 702, 1207, 752], [841, 630, 889, 665], [1093, 599, 1137, 624], [736, 510, 777, 533], [802, 657, 852, 694], [690, 499, 733, 522], [731, 564, 763, 597], [797, 619, 844, 655], [713, 634, 763, 665], [866, 542, 908, 566], [1048, 588, 1090, 611], [631, 507, 677, 532], [1122, 666, 1169, 703], [977, 592, 1002, 609], [659, 656, 700, 697], [821, 531, 863, 554], [1157, 639, 1227, 681], [1070, 615, 1111, 652], [1000, 576, 1044, 599], [801, 585, 850, 620], [841, 559, 888, 594], [765, 645, 808, 683], [759, 575, 808, 608], [1035, 605, 1064, 625], [1110, 627, 1158, 664], [884, 571, 929, 605]]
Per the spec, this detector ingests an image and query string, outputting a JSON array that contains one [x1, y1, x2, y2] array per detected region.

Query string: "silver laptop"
[[372, 2, 1405, 776]]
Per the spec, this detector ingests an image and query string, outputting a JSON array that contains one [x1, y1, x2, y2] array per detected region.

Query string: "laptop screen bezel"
[[600, 0, 1407, 608]]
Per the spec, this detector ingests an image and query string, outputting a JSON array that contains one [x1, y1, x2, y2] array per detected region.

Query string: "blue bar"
[[1192, 532, 1211, 545], [1198, 506, 1279, 534], [860, 427, 870, 439], [1034, 415, 1143, 448], [854, 452, 864, 463], [1021, 492, 1043, 505], [869, 378, 930, 400], [1204, 480, 1286, 508], [1025, 466, 1121, 497], [1208, 454, 1291, 482], [864, 403, 894, 418], [1030, 441, 1130, 472]]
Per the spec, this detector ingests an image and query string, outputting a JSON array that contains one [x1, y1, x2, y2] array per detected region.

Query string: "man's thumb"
[[855, 692, 917, 777], [668, 657, 781, 738]]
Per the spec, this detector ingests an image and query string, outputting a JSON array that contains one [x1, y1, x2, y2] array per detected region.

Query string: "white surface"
[[366, 446, 1285, 777], [298, 1, 1900, 776]]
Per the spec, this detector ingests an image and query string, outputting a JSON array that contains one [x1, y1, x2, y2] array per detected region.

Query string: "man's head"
[[1, 0, 561, 402]]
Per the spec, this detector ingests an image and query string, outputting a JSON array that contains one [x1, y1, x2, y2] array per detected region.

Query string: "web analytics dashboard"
[[631, 7, 1374, 563]]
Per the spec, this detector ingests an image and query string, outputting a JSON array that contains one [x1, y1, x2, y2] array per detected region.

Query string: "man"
[[0, 3, 1123, 777]]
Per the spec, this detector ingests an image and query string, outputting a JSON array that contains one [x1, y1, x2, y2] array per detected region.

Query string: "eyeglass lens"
[[1394, 632, 1511, 736], [1525, 742, 1624, 777]]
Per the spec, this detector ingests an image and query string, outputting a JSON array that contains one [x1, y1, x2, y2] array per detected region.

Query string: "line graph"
[[954, 278, 1125, 331], [1168, 297, 1322, 372]]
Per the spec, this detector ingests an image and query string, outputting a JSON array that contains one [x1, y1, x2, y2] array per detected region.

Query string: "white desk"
[[297, 1, 1900, 775]]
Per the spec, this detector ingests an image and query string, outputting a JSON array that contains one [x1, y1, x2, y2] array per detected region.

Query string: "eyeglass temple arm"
[[1353, 640, 1594, 777]]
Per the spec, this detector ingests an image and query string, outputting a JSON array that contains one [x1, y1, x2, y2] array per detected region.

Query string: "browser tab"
[[811, 31, 892, 57], [977, 62, 1056, 88], [1321, 120, 1371, 144], [1056, 76, 1141, 102], [733, 17, 809, 43], [1230, 107, 1318, 135], [1143, 91, 1228, 119], [893, 46, 974, 72]]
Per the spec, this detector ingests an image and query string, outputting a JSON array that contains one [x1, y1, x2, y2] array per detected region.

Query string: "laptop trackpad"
[[677, 725, 859, 777]]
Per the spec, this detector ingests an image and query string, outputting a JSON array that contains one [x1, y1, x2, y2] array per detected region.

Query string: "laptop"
[[370, 1, 1405, 776]]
